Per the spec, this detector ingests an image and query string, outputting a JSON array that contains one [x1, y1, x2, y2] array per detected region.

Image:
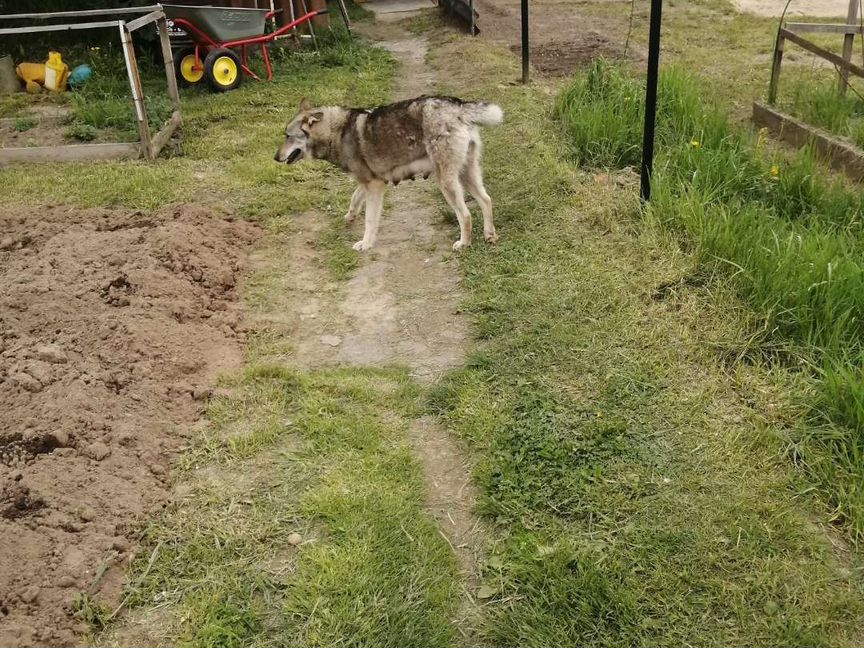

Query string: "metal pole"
[[640, 0, 663, 202], [521, 0, 529, 83], [469, 0, 475, 36]]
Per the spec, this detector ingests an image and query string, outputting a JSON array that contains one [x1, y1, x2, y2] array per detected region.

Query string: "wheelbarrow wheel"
[[175, 47, 204, 86], [204, 48, 242, 93]]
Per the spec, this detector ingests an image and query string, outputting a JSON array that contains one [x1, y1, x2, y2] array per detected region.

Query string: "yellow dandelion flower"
[[770, 164, 780, 178], [690, 139, 701, 149]]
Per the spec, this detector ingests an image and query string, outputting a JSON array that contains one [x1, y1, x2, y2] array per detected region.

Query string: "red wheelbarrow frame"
[[171, 9, 325, 82]]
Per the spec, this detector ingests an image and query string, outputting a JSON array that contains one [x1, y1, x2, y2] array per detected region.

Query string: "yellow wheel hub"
[[212, 56, 238, 87], [180, 54, 203, 83]]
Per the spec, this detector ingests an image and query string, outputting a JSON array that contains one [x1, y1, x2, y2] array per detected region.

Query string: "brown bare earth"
[[473, 0, 632, 76], [0, 204, 258, 647]]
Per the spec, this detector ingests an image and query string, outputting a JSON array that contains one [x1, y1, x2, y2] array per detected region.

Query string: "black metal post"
[[521, 0, 529, 84], [640, 0, 663, 201]]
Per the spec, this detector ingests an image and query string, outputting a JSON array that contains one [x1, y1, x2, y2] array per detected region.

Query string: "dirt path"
[[733, 0, 850, 18], [253, 18, 485, 637]]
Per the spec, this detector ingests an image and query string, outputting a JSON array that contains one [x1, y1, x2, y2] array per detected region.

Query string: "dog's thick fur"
[[274, 95, 503, 251]]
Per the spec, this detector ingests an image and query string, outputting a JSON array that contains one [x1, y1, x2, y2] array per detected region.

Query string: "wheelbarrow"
[[162, 3, 344, 92]]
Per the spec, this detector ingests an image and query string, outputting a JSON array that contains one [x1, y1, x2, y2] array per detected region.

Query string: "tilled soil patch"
[[0, 204, 258, 647], [509, 35, 622, 77]]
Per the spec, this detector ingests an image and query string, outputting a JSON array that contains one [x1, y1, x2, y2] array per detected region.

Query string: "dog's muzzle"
[[275, 148, 303, 164]]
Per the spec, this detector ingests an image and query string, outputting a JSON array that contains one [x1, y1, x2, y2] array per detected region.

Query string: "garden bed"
[[0, 204, 258, 647]]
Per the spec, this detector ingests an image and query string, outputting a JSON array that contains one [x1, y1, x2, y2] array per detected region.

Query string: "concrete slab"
[[366, 0, 437, 15]]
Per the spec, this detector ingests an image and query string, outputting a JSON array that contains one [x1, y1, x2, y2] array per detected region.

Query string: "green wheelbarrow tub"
[[162, 4, 270, 42]]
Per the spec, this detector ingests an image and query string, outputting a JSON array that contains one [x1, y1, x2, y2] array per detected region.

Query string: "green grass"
[[67, 45, 174, 140], [51, 13, 462, 646], [14, 117, 35, 132], [13, 3, 864, 645], [419, 19, 864, 647], [104, 365, 456, 648], [66, 123, 97, 141], [555, 58, 864, 535], [0, 14, 393, 220], [317, 214, 361, 279]]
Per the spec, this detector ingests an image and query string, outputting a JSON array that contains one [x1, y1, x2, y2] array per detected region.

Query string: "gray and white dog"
[[274, 95, 503, 251]]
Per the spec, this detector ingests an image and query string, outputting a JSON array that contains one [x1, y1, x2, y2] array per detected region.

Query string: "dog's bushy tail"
[[462, 102, 504, 127]]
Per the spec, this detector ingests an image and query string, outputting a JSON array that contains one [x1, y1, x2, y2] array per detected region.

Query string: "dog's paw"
[[353, 240, 372, 252], [343, 211, 356, 224], [452, 240, 470, 251], [484, 231, 499, 244]]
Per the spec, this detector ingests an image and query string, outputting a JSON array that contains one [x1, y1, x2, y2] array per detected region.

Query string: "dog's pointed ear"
[[299, 98, 313, 112], [307, 110, 324, 126]]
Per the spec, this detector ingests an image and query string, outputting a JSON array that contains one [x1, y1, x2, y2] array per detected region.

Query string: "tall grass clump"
[[782, 77, 864, 150], [555, 59, 864, 535]]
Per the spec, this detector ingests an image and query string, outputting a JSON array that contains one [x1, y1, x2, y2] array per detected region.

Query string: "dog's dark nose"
[[273, 152, 281, 162]]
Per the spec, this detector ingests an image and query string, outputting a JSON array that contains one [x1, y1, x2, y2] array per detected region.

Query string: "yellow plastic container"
[[15, 62, 45, 93], [44, 51, 68, 92]]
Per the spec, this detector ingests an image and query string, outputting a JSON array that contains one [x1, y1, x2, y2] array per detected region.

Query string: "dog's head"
[[274, 99, 323, 165]]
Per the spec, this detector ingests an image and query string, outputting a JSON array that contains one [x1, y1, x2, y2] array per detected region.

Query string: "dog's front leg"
[[344, 185, 365, 223], [353, 180, 385, 252]]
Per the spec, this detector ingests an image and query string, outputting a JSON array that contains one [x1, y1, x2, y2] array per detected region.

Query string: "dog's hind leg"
[[344, 185, 365, 224], [461, 140, 497, 243], [353, 180, 385, 252], [438, 174, 472, 251], [429, 132, 472, 250]]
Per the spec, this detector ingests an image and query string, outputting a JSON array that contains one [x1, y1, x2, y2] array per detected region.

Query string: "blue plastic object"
[[68, 64, 92, 89]]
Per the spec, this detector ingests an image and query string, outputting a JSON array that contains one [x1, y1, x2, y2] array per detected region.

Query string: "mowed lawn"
[[4, 1, 864, 646]]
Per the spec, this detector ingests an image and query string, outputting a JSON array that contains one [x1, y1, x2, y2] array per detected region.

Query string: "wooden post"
[[839, 0, 859, 94], [157, 16, 181, 115], [119, 22, 152, 158], [275, 0, 292, 27], [295, 0, 318, 47], [768, 30, 785, 105], [309, 0, 329, 29]]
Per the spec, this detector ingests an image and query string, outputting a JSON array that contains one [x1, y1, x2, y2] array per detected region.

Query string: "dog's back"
[[342, 96, 502, 185]]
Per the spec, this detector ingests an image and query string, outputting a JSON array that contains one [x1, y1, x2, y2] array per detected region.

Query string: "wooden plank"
[[125, 9, 164, 32], [157, 17, 182, 113], [0, 20, 121, 35], [753, 101, 864, 181], [781, 28, 864, 80], [0, 143, 141, 164], [149, 111, 183, 159], [0, 6, 159, 20], [839, 0, 860, 94], [119, 23, 152, 158], [785, 22, 864, 34]]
